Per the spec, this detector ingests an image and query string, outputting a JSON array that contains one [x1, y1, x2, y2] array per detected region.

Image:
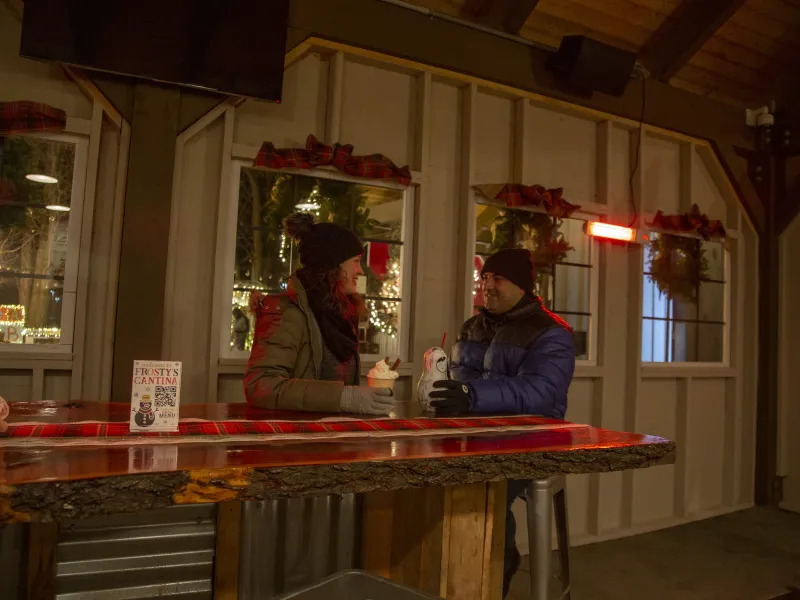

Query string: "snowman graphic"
[[134, 394, 156, 428]]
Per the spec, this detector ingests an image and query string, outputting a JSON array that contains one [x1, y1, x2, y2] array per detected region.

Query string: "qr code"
[[154, 386, 177, 408]]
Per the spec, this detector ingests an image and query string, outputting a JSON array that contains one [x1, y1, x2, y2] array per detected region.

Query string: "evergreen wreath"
[[646, 233, 709, 303]]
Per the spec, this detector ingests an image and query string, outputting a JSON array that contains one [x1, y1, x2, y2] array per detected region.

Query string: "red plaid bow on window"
[[0, 101, 67, 136], [647, 204, 727, 241], [254, 134, 412, 185], [474, 183, 581, 218]]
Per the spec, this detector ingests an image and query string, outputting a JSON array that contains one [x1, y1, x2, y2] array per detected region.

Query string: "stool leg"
[[526, 479, 552, 600], [553, 487, 571, 600]]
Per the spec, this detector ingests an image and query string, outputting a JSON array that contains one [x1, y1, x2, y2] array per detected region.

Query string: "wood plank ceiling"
[[403, 0, 800, 109]]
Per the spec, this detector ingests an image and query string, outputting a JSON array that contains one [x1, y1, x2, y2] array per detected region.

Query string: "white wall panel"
[[43, 371, 72, 401], [473, 90, 514, 183], [218, 374, 246, 404], [633, 379, 678, 524], [414, 80, 462, 366], [686, 379, 727, 513], [608, 126, 631, 213], [234, 54, 328, 148], [168, 120, 225, 403], [429, 80, 461, 171], [565, 379, 596, 536], [692, 148, 727, 224], [340, 60, 416, 167], [642, 135, 681, 215], [0, 372, 33, 402], [526, 104, 597, 204], [779, 212, 800, 513]]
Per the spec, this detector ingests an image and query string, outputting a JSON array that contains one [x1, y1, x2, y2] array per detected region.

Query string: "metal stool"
[[526, 476, 571, 600]]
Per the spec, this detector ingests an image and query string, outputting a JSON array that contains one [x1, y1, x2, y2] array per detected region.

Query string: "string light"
[[279, 233, 288, 263], [24, 327, 60, 339], [0, 304, 25, 324], [369, 260, 400, 337]]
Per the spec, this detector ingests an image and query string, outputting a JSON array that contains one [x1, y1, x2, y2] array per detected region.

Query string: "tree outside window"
[[0, 135, 75, 345], [230, 168, 407, 358]]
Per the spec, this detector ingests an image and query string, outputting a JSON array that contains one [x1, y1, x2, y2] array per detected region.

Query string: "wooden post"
[[362, 482, 506, 600], [26, 522, 58, 600], [214, 500, 242, 600]]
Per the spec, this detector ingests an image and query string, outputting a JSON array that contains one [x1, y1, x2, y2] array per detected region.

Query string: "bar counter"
[[0, 401, 675, 599]]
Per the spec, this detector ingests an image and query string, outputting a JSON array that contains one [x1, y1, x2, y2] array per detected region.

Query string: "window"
[[474, 204, 596, 360], [641, 233, 727, 363], [227, 165, 411, 360], [0, 134, 85, 348]]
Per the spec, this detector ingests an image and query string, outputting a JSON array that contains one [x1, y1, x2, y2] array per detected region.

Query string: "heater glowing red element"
[[586, 222, 635, 242]]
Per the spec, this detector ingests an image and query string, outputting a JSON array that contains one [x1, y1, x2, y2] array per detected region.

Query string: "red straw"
[[441, 332, 447, 349]]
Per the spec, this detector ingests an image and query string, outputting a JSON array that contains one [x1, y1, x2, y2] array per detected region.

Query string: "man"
[[429, 248, 575, 597]]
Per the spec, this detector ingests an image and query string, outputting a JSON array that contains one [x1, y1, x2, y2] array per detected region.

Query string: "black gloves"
[[430, 380, 472, 415]]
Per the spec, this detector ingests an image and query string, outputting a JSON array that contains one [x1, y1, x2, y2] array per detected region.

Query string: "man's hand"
[[430, 380, 471, 415]]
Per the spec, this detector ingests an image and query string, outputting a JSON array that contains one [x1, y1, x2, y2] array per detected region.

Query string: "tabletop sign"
[[130, 360, 182, 433]]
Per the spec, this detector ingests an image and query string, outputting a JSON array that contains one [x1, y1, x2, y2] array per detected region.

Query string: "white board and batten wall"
[[779, 210, 800, 514], [162, 40, 759, 547], [0, 4, 130, 404]]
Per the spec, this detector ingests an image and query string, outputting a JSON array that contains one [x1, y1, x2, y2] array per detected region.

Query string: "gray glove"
[[340, 386, 394, 416]]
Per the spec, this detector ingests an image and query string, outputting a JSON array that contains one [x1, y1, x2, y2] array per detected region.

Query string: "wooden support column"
[[753, 125, 781, 505], [111, 83, 180, 402], [214, 501, 242, 599], [26, 522, 58, 600], [362, 482, 507, 600]]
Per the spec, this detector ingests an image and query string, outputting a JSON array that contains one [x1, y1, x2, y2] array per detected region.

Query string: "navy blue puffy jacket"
[[449, 299, 575, 418]]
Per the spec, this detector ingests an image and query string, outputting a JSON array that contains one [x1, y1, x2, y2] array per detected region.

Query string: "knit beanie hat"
[[481, 248, 536, 295], [284, 212, 364, 269]]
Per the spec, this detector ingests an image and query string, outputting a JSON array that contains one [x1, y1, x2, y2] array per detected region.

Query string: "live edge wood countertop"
[[0, 401, 675, 524]]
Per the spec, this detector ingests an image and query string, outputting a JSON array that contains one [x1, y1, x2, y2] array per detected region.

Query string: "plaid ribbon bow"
[[254, 134, 412, 185], [648, 204, 727, 241], [475, 183, 581, 218], [0, 101, 67, 136]]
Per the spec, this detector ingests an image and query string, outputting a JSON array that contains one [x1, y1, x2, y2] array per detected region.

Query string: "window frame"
[[217, 159, 415, 366], [639, 230, 732, 368], [0, 131, 90, 356], [471, 198, 601, 367]]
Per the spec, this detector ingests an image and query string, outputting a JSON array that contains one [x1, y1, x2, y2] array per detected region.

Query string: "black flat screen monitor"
[[20, 0, 289, 102]]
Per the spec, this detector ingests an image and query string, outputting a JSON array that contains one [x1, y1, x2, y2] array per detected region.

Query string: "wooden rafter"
[[461, 0, 540, 35], [638, 0, 748, 82]]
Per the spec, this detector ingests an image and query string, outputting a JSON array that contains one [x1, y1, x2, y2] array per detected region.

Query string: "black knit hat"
[[481, 249, 536, 295], [284, 212, 364, 269]]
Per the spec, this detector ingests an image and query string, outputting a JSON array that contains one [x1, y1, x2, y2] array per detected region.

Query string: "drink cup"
[[367, 377, 395, 394]]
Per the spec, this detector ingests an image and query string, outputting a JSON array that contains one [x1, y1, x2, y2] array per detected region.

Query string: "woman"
[[244, 212, 393, 415]]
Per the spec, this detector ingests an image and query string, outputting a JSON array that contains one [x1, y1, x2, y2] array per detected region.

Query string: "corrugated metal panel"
[[238, 494, 361, 599], [55, 504, 216, 600]]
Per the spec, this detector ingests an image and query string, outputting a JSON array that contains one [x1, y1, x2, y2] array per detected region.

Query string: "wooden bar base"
[[362, 482, 507, 600]]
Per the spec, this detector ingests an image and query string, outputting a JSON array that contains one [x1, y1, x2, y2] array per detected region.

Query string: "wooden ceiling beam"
[[638, 0, 748, 82], [461, 0, 540, 35]]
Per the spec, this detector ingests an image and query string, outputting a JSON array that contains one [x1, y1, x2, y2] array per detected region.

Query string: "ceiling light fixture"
[[26, 174, 58, 184]]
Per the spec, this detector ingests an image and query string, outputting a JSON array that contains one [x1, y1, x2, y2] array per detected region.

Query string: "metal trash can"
[[277, 570, 442, 599]]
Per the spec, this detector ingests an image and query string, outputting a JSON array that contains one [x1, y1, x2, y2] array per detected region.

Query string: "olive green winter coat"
[[244, 277, 359, 412]]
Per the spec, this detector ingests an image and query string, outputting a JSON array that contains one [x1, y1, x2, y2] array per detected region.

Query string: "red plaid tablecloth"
[[254, 134, 412, 185], [0, 416, 581, 447], [0, 101, 67, 135]]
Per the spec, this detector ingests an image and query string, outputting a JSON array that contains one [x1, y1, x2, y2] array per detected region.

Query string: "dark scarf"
[[482, 294, 537, 323], [297, 270, 359, 362]]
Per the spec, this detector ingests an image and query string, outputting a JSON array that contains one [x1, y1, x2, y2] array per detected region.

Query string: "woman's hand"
[[340, 386, 394, 416]]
